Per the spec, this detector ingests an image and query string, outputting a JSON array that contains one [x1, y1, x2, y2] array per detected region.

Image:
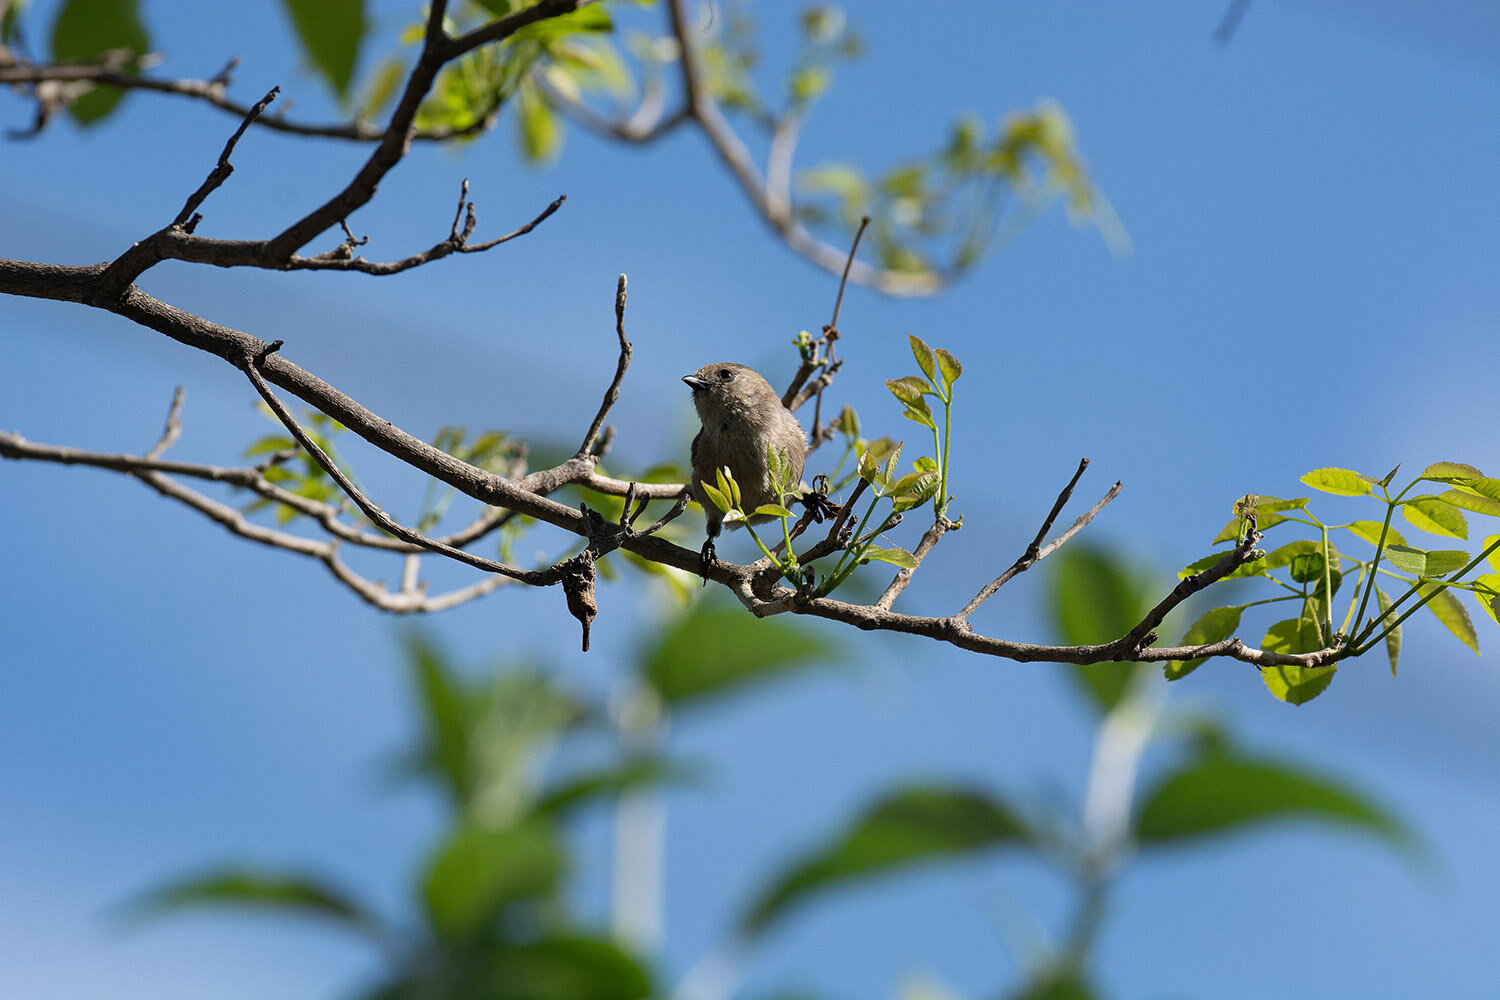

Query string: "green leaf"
[[885, 375, 934, 407], [933, 348, 963, 393], [1299, 467, 1373, 497], [1179, 551, 1265, 580], [908, 335, 937, 383], [1471, 574, 1500, 626], [467, 936, 655, 1000], [1420, 461, 1484, 482], [422, 821, 564, 939], [1260, 664, 1336, 705], [402, 640, 581, 820], [861, 545, 918, 568], [1421, 583, 1479, 654], [517, 76, 562, 162], [1488, 534, 1500, 573], [1383, 544, 1428, 575], [899, 397, 937, 431], [837, 404, 860, 439], [1458, 478, 1500, 503], [1438, 487, 1500, 518], [753, 503, 795, 519], [1263, 538, 1340, 573], [641, 604, 835, 708], [407, 635, 473, 804], [280, 0, 365, 102], [121, 869, 379, 936], [243, 435, 298, 457], [1375, 586, 1400, 676], [1422, 550, 1471, 577], [1346, 519, 1406, 548], [700, 481, 731, 513], [1165, 605, 1242, 681], [49, 0, 151, 124], [1210, 496, 1310, 543], [742, 785, 1027, 935], [1136, 750, 1412, 852], [1403, 497, 1468, 539], [1050, 547, 1150, 712], [535, 756, 698, 817], [1286, 551, 1327, 584], [358, 54, 407, 122], [1006, 970, 1098, 1000], [1259, 618, 1335, 704]]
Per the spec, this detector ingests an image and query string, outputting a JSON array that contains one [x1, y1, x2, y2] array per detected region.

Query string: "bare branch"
[[784, 216, 866, 409], [287, 192, 566, 276], [578, 274, 632, 457], [146, 386, 185, 459], [956, 464, 1122, 622], [874, 514, 956, 611], [172, 85, 280, 228]]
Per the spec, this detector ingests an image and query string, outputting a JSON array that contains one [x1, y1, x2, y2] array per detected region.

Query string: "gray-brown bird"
[[683, 362, 808, 576]]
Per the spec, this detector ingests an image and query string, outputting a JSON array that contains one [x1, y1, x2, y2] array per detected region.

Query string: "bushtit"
[[683, 362, 808, 574]]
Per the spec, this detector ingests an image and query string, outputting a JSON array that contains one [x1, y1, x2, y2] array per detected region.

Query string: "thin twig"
[[956, 462, 1121, 622], [146, 386, 186, 459], [288, 194, 566, 275], [579, 274, 632, 457], [783, 217, 867, 409]]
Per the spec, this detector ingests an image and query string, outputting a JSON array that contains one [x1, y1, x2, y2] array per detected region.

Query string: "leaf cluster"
[[1169, 463, 1500, 704]]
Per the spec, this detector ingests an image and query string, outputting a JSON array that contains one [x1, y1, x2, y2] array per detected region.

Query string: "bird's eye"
[[717, 368, 732, 380]]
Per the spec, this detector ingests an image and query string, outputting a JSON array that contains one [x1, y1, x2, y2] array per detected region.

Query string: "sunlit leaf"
[[885, 375, 934, 407], [1438, 487, 1500, 517], [742, 785, 1027, 935], [933, 349, 962, 394], [753, 503, 795, 519], [1259, 618, 1335, 704], [1422, 550, 1471, 577], [1383, 544, 1429, 575], [1179, 551, 1265, 580], [861, 545, 918, 568], [908, 335, 937, 383], [1346, 519, 1405, 548], [1299, 467, 1372, 497], [1375, 586, 1400, 676], [1471, 574, 1500, 627], [1402, 497, 1468, 539], [1421, 583, 1478, 654], [1420, 461, 1483, 482], [1165, 605, 1242, 681]]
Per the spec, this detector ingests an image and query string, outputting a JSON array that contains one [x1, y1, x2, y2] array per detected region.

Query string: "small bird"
[[683, 362, 808, 576]]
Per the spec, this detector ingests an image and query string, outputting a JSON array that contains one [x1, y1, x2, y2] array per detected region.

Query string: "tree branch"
[[956, 460, 1122, 622]]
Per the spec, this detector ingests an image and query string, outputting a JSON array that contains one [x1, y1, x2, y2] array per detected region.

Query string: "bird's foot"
[[698, 538, 717, 585]]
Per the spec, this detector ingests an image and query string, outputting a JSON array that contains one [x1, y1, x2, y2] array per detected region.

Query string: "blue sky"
[[3, 2, 1499, 998]]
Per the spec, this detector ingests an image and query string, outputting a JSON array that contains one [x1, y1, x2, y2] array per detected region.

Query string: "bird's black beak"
[[682, 375, 709, 392]]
